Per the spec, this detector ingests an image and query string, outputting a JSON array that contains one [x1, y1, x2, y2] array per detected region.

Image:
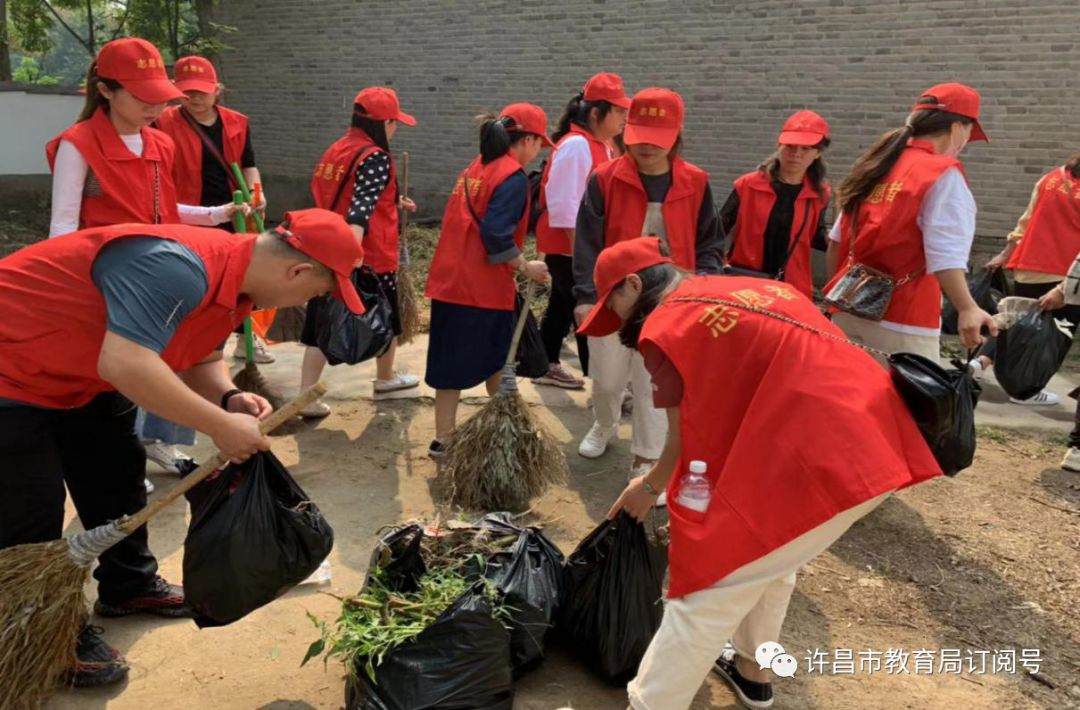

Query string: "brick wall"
[[214, 0, 1080, 258]]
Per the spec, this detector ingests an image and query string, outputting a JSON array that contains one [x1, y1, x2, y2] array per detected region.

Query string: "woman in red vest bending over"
[[301, 87, 419, 417], [424, 104, 553, 457], [825, 82, 996, 358], [722, 110, 831, 297], [579, 238, 941, 710], [533, 72, 630, 390], [969, 154, 1080, 407], [573, 87, 722, 492]]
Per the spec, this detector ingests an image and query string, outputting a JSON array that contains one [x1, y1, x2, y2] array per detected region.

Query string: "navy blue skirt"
[[425, 299, 514, 390]]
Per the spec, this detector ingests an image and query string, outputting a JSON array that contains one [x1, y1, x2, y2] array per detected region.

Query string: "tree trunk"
[[85, 0, 95, 54], [0, 0, 12, 82], [193, 0, 215, 55]]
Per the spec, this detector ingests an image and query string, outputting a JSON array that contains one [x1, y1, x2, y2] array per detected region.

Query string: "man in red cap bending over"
[[0, 208, 363, 688]]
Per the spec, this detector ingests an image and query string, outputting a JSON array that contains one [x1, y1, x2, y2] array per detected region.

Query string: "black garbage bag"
[[889, 353, 982, 476], [183, 452, 334, 628], [557, 512, 666, 685], [364, 524, 427, 594], [513, 293, 549, 378], [995, 309, 1073, 400], [942, 269, 1008, 335], [316, 266, 394, 366], [346, 581, 515, 710], [479, 513, 565, 674]]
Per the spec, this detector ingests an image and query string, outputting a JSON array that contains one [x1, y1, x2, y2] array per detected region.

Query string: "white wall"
[[0, 89, 83, 175]]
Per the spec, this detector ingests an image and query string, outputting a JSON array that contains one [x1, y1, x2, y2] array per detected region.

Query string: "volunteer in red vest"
[[424, 103, 552, 457], [47, 38, 250, 236], [722, 110, 832, 296], [1046, 243, 1080, 471], [825, 82, 997, 358], [300, 86, 419, 417], [581, 237, 941, 710], [969, 154, 1080, 406], [156, 55, 274, 366], [572, 87, 722, 491], [0, 208, 363, 690], [532, 72, 630, 389]]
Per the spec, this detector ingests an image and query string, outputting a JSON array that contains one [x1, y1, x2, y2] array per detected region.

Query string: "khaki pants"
[[832, 313, 940, 368], [627, 492, 893, 710], [587, 333, 667, 460]]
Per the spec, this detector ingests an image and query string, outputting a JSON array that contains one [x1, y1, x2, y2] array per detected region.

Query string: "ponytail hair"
[[476, 112, 530, 164], [836, 97, 974, 216], [351, 103, 391, 151], [1066, 151, 1080, 180], [551, 91, 615, 143], [78, 62, 122, 123]]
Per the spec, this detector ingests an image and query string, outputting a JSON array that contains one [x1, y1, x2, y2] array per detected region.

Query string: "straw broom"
[[395, 151, 421, 344], [227, 169, 286, 410], [0, 383, 326, 710], [442, 281, 567, 511]]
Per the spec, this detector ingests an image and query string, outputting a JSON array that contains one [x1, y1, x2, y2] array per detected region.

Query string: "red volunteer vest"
[[154, 105, 249, 206], [592, 153, 707, 270], [46, 107, 181, 229], [640, 276, 941, 598], [825, 141, 963, 328], [535, 125, 612, 255], [0, 225, 255, 409], [311, 128, 400, 273], [1006, 166, 1080, 277], [425, 153, 528, 311], [727, 170, 830, 297]]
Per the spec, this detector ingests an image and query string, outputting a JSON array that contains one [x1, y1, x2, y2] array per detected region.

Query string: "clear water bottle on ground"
[[301, 559, 332, 585], [676, 460, 711, 512]]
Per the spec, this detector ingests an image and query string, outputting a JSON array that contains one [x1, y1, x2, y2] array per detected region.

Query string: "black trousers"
[[539, 254, 590, 375], [0, 392, 158, 604]]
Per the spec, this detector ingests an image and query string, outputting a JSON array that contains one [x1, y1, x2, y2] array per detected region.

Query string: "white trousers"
[[832, 313, 940, 367], [628, 492, 893, 710], [587, 333, 667, 460]]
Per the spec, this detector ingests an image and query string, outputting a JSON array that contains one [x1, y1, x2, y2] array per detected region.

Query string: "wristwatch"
[[641, 479, 661, 497]]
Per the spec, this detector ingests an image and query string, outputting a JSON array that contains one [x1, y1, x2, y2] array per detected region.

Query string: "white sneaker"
[[144, 478, 155, 494], [1062, 447, 1080, 473], [1010, 390, 1060, 406], [300, 400, 332, 419], [578, 422, 617, 459], [232, 335, 275, 364], [374, 372, 420, 396], [144, 441, 194, 474]]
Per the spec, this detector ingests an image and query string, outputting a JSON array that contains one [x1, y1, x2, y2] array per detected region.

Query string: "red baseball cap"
[[500, 102, 556, 148], [173, 55, 218, 94], [95, 38, 184, 105], [583, 72, 631, 109], [576, 237, 673, 337], [913, 82, 988, 142], [778, 110, 829, 146], [275, 209, 366, 315], [354, 87, 416, 126], [623, 88, 685, 151]]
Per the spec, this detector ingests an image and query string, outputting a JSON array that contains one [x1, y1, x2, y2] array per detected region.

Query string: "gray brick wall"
[[215, 0, 1080, 258]]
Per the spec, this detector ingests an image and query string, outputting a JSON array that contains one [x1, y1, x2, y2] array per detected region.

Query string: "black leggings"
[[539, 254, 590, 374]]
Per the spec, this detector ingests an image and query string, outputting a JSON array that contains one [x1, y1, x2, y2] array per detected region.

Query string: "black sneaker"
[[713, 654, 774, 709], [428, 439, 445, 459], [94, 576, 193, 618], [68, 625, 129, 688]]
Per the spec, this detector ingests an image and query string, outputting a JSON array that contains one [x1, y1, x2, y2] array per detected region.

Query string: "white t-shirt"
[[544, 134, 609, 230], [828, 167, 976, 335]]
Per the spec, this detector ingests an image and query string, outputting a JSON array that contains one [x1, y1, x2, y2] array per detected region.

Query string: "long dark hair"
[[551, 92, 615, 143], [1066, 151, 1080, 179], [759, 136, 832, 203], [836, 98, 974, 216], [351, 103, 390, 151], [618, 262, 685, 348], [476, 112, 531, 164], [77, 62, 123, 122]]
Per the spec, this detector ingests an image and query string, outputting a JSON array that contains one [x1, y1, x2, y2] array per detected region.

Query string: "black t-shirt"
[[761, 180, 803, 274], [199, 117, 256, 208]]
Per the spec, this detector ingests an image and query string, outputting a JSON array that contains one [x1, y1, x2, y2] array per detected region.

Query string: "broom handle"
[[399, 151, 410, 265], [505, 279, 535, 369], [231, 190, 257, 362], [231, 190, 247, 233], [230, 162, 266, 233], [118, 382, 327, 533]]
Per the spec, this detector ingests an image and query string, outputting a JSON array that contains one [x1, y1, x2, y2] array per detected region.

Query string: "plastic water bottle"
[[676, 460, 711, 512], [302, 559, 332, 586]]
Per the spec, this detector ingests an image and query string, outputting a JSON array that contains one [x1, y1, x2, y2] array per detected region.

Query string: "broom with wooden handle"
[[395, 151, 421, 344], [442, 281, 567, 511], [0, 382, 327, 710]]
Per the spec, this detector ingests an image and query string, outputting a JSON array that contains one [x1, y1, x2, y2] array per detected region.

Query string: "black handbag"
[[667, 296, 981, 476], [315, 266, 394, 365]]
